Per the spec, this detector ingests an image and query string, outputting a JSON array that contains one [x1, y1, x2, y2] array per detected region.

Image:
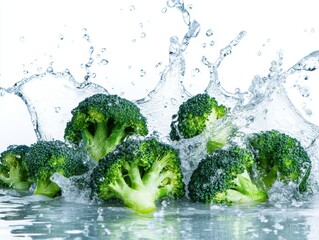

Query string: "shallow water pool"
[[1, 188, 319, 239]]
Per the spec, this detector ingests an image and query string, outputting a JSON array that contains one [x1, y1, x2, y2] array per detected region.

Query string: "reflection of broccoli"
[[188, 146, 267, 205], [64, 93, 148, 161], [91, 138, 185, 214], [0, 145, 32, 190], [25, 140, 90, 197], [246, 130, 312, 193], [170, 93, 232, 153]]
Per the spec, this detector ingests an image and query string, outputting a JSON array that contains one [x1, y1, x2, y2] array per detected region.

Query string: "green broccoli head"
[[188, 146, 267, 205], [64, 93, 148, 161], [0, 145, 32, 190], [91, 138, 185, 214], [170, 93, 231, 153], [25, 140, 90, 197], [246, 130, 312, 193]]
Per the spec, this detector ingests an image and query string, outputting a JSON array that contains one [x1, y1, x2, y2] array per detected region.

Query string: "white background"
[[1, 0, 319, 150]]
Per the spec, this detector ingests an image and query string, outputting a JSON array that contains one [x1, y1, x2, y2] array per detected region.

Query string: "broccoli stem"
[[226, 170, 267, 203], [84, 122, 128, 161], [0, 167, 30, 190], [109, 174, 157, 214], [34, 179, 61, 198]]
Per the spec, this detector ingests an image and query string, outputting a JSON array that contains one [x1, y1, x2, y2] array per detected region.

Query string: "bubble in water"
[[141, 32, 146, 38]]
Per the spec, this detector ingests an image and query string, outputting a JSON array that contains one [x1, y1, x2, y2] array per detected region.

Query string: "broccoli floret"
[[188, 146, 267, 205], [64, 93, 148, 161], [0, 145, 32, 190], [246, 130, 312, 193], [170, 93, 232, 153], [25, 140, 90, 197], [91, 138, 185, 214]]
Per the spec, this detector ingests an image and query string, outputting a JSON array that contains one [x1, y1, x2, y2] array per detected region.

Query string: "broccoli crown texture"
[[25, 140, 90, 197], [64, 93, 148, 161], [246, 130, 312, 192], [170, 93, 228, 140], [188, 146, 267, 205], [91, 138, 185, 214], [0, 145, 31, 190]]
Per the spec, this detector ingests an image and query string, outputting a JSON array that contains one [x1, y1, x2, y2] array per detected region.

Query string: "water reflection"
[[1, 189, 318, 239]]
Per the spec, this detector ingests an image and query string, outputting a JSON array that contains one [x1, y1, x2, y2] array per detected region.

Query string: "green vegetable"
[[91, 138, 185, 214], [170, 93, 232, 153], [246, 129, 312, 193], [64, 93, 148, 161], [188, 145, 267, 205], [0, 145, 32, 190], [25, 140, 90, 197]]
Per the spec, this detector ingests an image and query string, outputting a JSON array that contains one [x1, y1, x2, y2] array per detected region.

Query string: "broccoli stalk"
[[34, 179, 61, 198], [64, 93, 148, 161], [92, 139, 185, 214], [0, 145, 32, 190], [83, 121, 128, 161], [224, 169, 267, 203]]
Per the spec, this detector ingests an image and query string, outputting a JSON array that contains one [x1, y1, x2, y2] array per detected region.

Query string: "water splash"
[[0, 1, 319, 210], [135, 1, 201, 140], [5, 71, 107, 141]]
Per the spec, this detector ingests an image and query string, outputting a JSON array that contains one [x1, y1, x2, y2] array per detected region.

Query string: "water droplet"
[[46, 67, 53, 73], [19, 36, 25, 42], [206, 29, 213, 37], [161, 7, 167, 13], [139, 23, 143, 28], [89, 46, 94, 55], [202, 43, 206, 48], [257, 51, 262, 56], [101, 48, 106, 53], [23, 70, 29, 74], [58, 34, 64, 40], [210, 40, 215, 46], [55, 107, 61, 113], [140, 69, 146, 77], [132, 39, 136, 43], [129, 5, 135, 11], [141, 32, 146, 38], [187, 4, 193, 9], [100, 59, 109, 65], [167, 0, 176, 8], [155, 62, 162, 68], [299, 87, 310, 97], [83, 34, 91, 42], [170, 98, 177, 105]]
